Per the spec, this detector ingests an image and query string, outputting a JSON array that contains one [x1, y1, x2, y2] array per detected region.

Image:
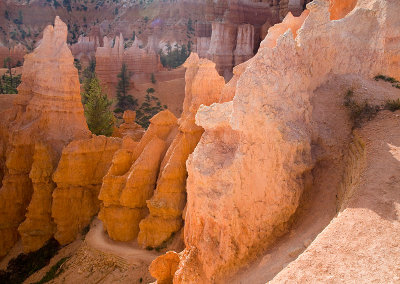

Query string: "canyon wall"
[[0, 43, 27, 68], [0, 16, 91, 257], [150, 0, 400, 282]]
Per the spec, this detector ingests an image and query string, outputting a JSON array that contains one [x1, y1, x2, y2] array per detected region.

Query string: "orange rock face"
[[51, 136, 121, 245], [138, 54, 225, 248], [0, 16, 90, 257], [149, 251, 180, 284], [17, 144, 57, 253], [98, 110, 178, 242], [329, 0, 358, 20]]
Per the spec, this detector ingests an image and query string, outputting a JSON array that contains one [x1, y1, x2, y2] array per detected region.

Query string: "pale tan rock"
[[172, 0, 400, 282], [206, 22, 237, 80], [0, 17, 90, 257], [138, 54, 225, 248], [234, 24, 254, 66], [51, 136, 121, 245]]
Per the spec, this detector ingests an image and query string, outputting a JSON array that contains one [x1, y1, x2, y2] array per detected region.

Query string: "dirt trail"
[[85, 218, 161, 264], [230, 75, 400, 283]]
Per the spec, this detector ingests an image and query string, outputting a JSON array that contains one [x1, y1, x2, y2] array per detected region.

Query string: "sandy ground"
[[272, 110, 400, 283]]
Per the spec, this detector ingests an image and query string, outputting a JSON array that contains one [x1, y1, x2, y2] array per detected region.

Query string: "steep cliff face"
[[149, 0, 400, 282], [0, 16, 90, 257], [137, 54, 225, 248], [51, 136, 121, 245]]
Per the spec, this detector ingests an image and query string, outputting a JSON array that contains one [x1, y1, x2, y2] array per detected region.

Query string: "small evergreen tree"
[[115, 63, 138, 112], [82, 77, 114, 136], [136, 89, 167, 129], [150, 73, 156, 84]]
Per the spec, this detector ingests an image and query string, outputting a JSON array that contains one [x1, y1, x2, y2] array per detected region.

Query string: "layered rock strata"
[[151, 0, 400, 282], [98, 110, 178, 242], [0, 16, 90, 257], [52, 136, 121, 245], [137, 54, 225, 248]]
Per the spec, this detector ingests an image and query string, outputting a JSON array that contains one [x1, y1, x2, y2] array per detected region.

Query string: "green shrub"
[[344, 90, 380, 128], [385, 99, 400, 112], [33, 257, 69, 284]]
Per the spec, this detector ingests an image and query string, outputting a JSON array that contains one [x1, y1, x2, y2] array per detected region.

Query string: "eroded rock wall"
[[0, 16, 91, 257], [52, 136, 121, 245], [149, 0, 400, 282], [137, 54, 225, 248], [98, 110, 178, 242]]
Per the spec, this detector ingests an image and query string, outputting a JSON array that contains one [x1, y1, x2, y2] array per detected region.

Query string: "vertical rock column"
[[138, 54, 225, 248], [98, 110, 178, 242], [0, 16, 91, 257]]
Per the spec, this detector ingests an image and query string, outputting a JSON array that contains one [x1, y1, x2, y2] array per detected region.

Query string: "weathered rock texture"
[[98, 110, 178, 242], [137, 54, 225, 248], [17, 144, 57, 253], [149, 0, 400, 282], [271, 110, 400, 283], [52, 136, 121, 245], [0, 16, 90, 257]]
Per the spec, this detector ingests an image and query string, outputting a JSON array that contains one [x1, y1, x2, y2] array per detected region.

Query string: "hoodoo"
[[0, 16, 91, 256]]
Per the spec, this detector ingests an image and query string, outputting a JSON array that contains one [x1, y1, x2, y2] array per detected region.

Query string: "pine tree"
[[82, 77, 115, 136], [115, 63, 138, 112], [136, 88, 167, 129]]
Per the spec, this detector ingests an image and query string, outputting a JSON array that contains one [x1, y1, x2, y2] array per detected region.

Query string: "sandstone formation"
[[138, 54, 225, 248], [70, 35, 100, 67], [149, 251, 180, 284], [98, 110, 178, 242], [0, 43, 27, 68], [234, 24, 254, 67], [95, 33, 162, 92], [0, 16, 91, 257], [17, 144, 57, 253], [149, 0, 400, 282], [52, 136, 121, 245], [113, 111, 145, 141]]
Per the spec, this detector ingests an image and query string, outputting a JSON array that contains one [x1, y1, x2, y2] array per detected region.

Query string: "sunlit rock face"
[[98, 110, 178, 242], [137, 54, 225, 249], [149, 0, 400, 282], [0, 16, 90, 257], [51, 136, 121, 245]]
